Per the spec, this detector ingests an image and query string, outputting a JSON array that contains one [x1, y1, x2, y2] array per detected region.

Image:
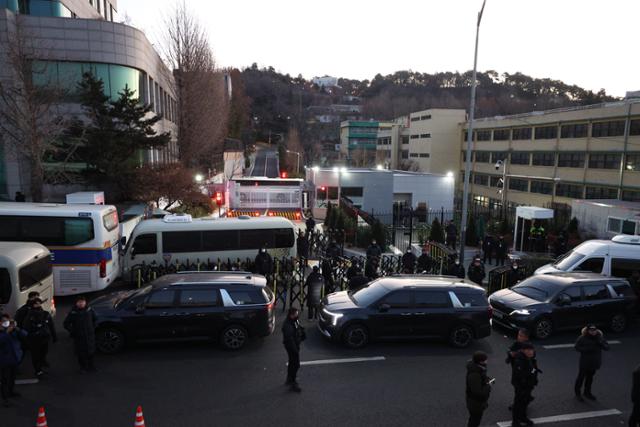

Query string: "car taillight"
[[487, 306, 493, 319], [99, 259, 107, 278], [266, 302, 274, 311]]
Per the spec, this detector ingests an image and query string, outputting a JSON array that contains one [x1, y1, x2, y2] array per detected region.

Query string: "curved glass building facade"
[[0, 0, 73, 17]]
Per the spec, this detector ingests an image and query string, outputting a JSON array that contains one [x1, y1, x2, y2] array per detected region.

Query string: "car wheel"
[[342, 324, 369, 349], [533, 318, 553, 339], [220, 325, 248, 351], [609, 313, 627, 333], [449, 324, 473, 348], [96, 327, 125, 354]]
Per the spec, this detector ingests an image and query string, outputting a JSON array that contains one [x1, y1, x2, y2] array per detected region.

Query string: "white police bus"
[[122, 214, 296, 278], [0, 203, 120, 296]]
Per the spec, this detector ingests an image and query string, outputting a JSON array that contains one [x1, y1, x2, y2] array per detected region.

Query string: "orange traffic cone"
[[134, 406, 145, 427], [36, 407, 48, 427]]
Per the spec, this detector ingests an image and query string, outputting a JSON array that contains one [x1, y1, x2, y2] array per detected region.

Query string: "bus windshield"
[[553, 251, 585, 271]]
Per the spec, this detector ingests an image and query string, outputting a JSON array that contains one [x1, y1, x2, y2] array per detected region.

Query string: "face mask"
[[1, 321, 10, 328]]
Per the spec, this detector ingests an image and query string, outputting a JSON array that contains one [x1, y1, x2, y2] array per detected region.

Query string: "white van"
[[0, 242, 56, 317], [121, 215, 296, 279], [535, 235, 640, 279]]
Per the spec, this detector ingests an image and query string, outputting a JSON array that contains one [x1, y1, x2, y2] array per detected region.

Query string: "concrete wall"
[[393, 172, 455, 211]]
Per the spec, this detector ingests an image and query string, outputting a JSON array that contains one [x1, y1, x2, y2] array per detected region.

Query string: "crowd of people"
[[0, 293, 98, 407], [465, 326, 638, 427]]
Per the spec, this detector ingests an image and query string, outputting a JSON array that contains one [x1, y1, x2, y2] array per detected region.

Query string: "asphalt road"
[[251, 146, 279, 178], [3, 296, 638, 427]]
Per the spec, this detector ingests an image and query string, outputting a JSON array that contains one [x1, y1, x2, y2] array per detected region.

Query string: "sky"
[[118, 0, 639, 98]]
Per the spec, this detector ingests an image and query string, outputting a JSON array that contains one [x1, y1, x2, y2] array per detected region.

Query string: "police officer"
[[630, 364, 640, 427], [346, 258, 361, 282], [482, 235, 494, 265], [282, 308, 305, 392], [254, 247, 274, 277], [466, 351, 492, 427], [366, 239, 383, 259], [296, 231, 309, 266], [446, 220, 458, 250], [529, 222, 545, 252], [447, 258, 466, 279], [495, 236, 508, 267], [507, 262, 524, 287], [305, 266, 324, 320], [511, 342, 538, 427], [574, 324, 609, 401], [326, 239, 341, 259], [14, 291, 40, 328], [417, 248, 435, 274], [467, 258, 486, 286], [63, 297, 97, 373], [401, 247, 417, 273], [305, 215, 316, 235], [23, 298, 56, 378]]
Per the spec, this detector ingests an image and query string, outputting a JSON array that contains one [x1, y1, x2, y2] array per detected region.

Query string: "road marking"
[[16, 379, 39, 385], [298, 356, 386, 366], [496, 409, 622, 427], [543, 340, 621, 350]]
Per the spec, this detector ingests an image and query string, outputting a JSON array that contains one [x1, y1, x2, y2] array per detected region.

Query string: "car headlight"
[[510, 309, 534, 316], [322, 308, 344, 326]]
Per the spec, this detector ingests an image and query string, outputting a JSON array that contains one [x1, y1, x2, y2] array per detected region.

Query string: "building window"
[[341, 187, 363, 198], [410, 117, 420, 122], [592, 120, 626, 138], [493, 129, 510, 141], [477, 130, 491, 141], [474, 151, 490, 163], [534, 125, 558, 140], [631, 120, 640, 136], [420, 133, 431, 138], [473, 174, 489, 186], [585, 186, 618, 199], [410, 134, 420, 139], [532, 152, 556, 166], [510, 152, 530, 165], [512, 128, 532, 140], [558, 152, 585, 168], [401, 150, 409, 159], [491, 152, 507, 163], [555, 183, 583, 198], [489, 176, 502, 187], [401, 136, 409, 145], [622, 190, 640, 202], [508, 178, 528, 192], [530, 180, 553, 195], [625, 154, 640, 171], [420, 115, 431, 120], [419, 153, 430, 158], [560, 123, 589, 138], [409, 153, 419, 158], [589, 153, 621, 169]]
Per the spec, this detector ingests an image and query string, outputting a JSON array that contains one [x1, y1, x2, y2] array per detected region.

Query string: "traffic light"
[[213, 191, 224, 206], [280, 171, 288, 178]]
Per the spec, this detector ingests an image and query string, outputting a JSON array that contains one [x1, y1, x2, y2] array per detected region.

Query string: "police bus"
[[0, 202, 120, 296], [121, 214, 296, 279]]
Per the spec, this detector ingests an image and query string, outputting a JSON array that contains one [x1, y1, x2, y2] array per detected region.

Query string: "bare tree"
[[162, 1, 229, 169], [0, 17, 66, 201]]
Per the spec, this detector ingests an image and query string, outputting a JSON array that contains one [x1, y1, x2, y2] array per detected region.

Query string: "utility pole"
[[460, 0, 487, 264]]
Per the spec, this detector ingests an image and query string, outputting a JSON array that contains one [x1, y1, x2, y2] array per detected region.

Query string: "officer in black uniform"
[[282, 308, 305, 392]]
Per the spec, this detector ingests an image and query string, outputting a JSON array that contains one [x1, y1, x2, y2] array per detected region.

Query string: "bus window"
[[239, 229, 274, 249], [162, 231, 202, 253], [19, 257, 52, 291], [0, 268, 10, 305], [0, 216, 94, 246], [64, 218, 95, 245], [202, 230, 238, 251], [275, 228, 294, 248], [575, 257, 604, 273], [132, 234, 158, 255]]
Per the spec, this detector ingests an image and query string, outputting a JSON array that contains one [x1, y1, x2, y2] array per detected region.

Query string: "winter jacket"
[[468, 264, 486, 285], [348, 274, 369, 291], [511, 352, 537, 389], [305, 272, 324, 307], [14, 301, 34, 328], [305, 217, 316, 233], [401, 252, 417, 272], [632, 365, 640, 404], [346, 265, 360, 280], [63, 307, 97, 354], [326, 243, 341, 259], [466, 360, 491, 413], [282, 317, 304, 352], [23, 308, 57, 343], [297, 236, 309, 258], [446, 223, 457, 239], [495, 240, 507, 259], [254, 251, 274, 276], [417, 254, 434, 273], [0, 328, 27, 367], [574, 328, 609, 371], [366, 244, 382, 258], [507, 267, 524, 287], [482, 236, 493, 254]]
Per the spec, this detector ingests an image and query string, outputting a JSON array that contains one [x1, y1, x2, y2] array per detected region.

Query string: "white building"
[[312, 75, 339, 88]]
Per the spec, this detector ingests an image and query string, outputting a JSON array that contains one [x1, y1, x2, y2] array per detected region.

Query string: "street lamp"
[[194, 174, 204, 183], [460, 0, 487, 264], [286, 149, 302, 174]]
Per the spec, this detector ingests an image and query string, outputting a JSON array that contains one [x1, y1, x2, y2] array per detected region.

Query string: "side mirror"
[[557, 294, 571, 306], [378, 303, 391, 313], [135, 304, 145, 314], [120, 236, 127, 247]]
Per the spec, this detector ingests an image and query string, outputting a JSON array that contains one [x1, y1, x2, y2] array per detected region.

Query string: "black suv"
[[91, 272, 275, 353], [317, 276, 491, 349], [489, 273, 637, 339]]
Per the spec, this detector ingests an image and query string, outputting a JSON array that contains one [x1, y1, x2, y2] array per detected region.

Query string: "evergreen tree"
[[74, 73, 170, 199], [429, 218, 445, 244]]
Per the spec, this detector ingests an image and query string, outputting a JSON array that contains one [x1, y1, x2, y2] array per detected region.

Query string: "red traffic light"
[[213, 191, 224, 206], [281, 171, 288, 178]]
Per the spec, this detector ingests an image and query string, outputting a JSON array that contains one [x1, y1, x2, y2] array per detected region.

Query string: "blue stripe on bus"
[[50, 247, 113, 265]]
